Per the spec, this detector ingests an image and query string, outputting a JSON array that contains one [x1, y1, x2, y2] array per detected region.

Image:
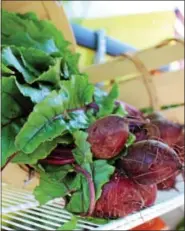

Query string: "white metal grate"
[[1, 177, 184, 231]]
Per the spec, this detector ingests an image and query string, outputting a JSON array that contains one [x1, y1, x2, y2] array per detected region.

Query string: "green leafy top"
[[94, 83, 127, 118], [1, 9, 135, 224], [2, 76, 32, 167], [2, 9, 68, 53], [15, 75, 94, 153], [2, 10, 80, 82]]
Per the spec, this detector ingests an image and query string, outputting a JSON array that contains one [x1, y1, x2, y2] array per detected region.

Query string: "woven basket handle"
[[117, 38, 184, 111], [119, 52, 160, 111]]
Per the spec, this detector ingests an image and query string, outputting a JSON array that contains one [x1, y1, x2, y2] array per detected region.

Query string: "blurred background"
[[62, 1, 184, 68]]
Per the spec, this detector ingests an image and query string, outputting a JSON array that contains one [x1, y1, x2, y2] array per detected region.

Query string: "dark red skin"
[[93, 174, 157, 218], [139, 183, 157, 207], [173, 130, 184, 164], [144, 113, 184, 167], [145, 112, 183, 146], [117, 101, 144, 119], [41, 147, 75, 165], [87, 116, 129, 159], [130, 125, 148, 142], [157, 173, 178, 190], [118, 140, 182, 185]]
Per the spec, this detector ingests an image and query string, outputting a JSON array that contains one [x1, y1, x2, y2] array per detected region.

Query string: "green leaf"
[[66, 163, 92, 214], [15, 81, 52, 104], [113, 102, 128, 117], [2, 76, 23, 125], [2, 46, 62, 86], [62, 51, 80, 77], [1, 63, 14, 76], [93, 160, 115, 200], [15, 75, 94, 153], [1, 76, 32, 167], [33, 170, 70, 205], [15, 90, 67, 153], [56, 134, 74, 145], [18, 11, 38, 21], [78, 216, 108, 225], [2, 10, 80, 80], [96, 83, 119, 118], [19, 47, 54, 75], [94, 86, 107, 102], [72, 131, 92, 165], [3, 32, 59, 54], [65, 174, 82, 192], [59, 75, 94, 109], [2, 118, 26, 167], [66, 186, 89, 214], [125, 133, 136, 148], [2, 47, 34, 83], [57, 216, 78, 231], [66, 110, 90, 132], [31, 58, 62, 86], [12, 138, 59, 164], [33, 165, 74, 205], [43, 165, 73, 181], [66, 161, 114, 214], [2, 10, 68, 54]]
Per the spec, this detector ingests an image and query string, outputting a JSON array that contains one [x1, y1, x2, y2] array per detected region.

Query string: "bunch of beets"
[[41, 101, 184, 218]]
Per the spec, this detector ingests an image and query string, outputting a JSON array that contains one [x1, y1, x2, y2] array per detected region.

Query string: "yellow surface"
[[76, 11, 176, 68]]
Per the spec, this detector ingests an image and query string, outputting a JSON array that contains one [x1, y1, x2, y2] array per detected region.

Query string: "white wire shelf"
[[1, 176, 184, 231]]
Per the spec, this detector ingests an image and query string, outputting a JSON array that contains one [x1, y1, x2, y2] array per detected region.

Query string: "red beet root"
[[87, 116, 129, 159], [117, 101, 144, 119], [145, 112, 183, 146], [130, 125, 148, 142], [118, 140, 182, 185], [173, 130, 184, 165], [139, 184, 157, 207], [157, 173, 178, 190], [41, 147, 75, 165], [93, 174, 157, 218]]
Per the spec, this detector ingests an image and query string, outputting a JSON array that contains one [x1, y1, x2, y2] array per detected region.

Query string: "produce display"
[[1, 9, 184, 224]]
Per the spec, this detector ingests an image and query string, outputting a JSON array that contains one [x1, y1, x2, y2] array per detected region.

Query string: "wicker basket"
[[84, 39, 184, 123], [2, 0, 184, 190]]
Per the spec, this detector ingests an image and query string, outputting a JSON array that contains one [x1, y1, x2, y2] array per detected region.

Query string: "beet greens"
[[2, 9, 184, 223]]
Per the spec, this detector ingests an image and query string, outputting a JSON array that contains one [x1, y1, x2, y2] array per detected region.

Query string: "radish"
[[93, 174, 157, 218], [117, 140, 182, 185], [87, 116, 129, 159]]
